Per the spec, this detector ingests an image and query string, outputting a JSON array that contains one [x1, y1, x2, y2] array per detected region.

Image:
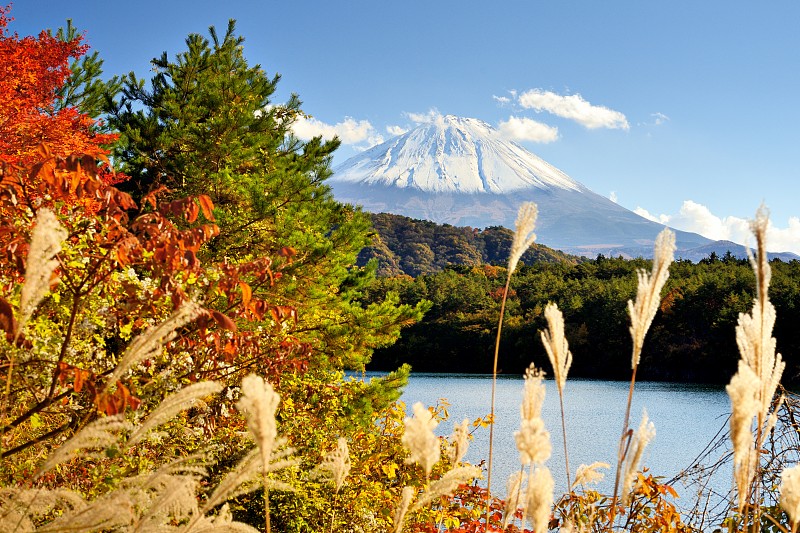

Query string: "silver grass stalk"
[[727, 361, 760, 513], [621, 412, 656, 507], [0, 487, 85, 532], [108, 300, 205, 385], [502, 471, 527, 529], [781, 465, 800, 532], [628, 228, 675, 369], [508, 202, 539, 274], [488, 201, 538, 521], [540, 301, 573, 487], [541, 302, 572, 393], [402, 402, 441, 478], [37, 415, 131, 476], [447, 419, 470, 465], [313, 437, 351, 492], [411, 465, 482, 511], [17, 208, 68, 336], [572, 462, 610, 489], [127, 381, 223, 447], [515, 366, 551, 466], [36, 491, 134, 533], [524, 466, 554, 533], [392, 486, 416, 533], [238, 374, 280, 466]]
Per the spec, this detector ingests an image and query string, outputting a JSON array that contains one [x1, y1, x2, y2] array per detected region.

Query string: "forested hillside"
[[358, 212, 582, 276], [364, 253, 800, 385]]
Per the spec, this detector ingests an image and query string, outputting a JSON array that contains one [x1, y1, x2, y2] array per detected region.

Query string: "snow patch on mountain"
[[332, 115, 581, 193]]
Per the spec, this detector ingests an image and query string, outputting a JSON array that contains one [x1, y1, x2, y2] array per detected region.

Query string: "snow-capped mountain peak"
[[332, 115, 581, 194]]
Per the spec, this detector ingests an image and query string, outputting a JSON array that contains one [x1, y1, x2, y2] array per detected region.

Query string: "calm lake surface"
[[397, 373, 732, 503]]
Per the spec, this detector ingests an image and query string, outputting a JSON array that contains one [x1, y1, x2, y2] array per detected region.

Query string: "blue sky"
[[10, 1, 800, 252]]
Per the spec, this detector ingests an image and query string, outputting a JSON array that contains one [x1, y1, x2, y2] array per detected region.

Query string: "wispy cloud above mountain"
[[292, 115, 384, 148], [497, 116, 559, 143], [636, 200, 800, 254], [516, 89, 630, 130]]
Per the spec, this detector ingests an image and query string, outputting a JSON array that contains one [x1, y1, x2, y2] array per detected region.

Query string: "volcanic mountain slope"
[[330, 115, 712, 257]]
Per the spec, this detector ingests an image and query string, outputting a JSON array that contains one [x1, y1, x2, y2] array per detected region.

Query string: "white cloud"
[[493, 94, 511, 105], [609, 191, 618, 203], [635, 200, 800, 254], [406, 109, 443, 124], [386, 125, 408, 136], [517, 89, 629, 130], [497, 116, 559, 143], [651, 112, 670, 126], [292, 115, 384, 147]]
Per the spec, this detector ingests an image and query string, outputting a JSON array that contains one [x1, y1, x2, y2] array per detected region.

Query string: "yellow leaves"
[[381, 461, 400, 479]]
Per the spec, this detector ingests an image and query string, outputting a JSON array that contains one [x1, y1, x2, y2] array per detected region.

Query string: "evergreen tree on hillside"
[[107, 21, 424, 370]]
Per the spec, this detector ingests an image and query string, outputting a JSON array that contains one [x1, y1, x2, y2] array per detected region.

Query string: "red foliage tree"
[[0, 5, 117, 166]]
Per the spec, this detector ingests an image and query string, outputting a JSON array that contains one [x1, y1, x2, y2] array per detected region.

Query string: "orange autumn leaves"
[[0, 5, 116, 166]]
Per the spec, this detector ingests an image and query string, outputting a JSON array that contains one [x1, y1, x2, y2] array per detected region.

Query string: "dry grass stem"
[[524, 466, 554, 533], [447, 419, 470, 465], [628, 228, 676, 369], [37, 415, 131, 476], [541, 302, 572, 393], [17, 208, 68, 336], [621, 412, 656, 506], [572, 462, 610, 489], [782, 465, 800, 532], [108, 300, 205, 385], [313, 437, 351, 492], [515, 365, 551, 466], [128, 381, 223, 447], [411, 465, 482, 511], [402, 402, 440, 478], [392, 486, 415, 533], [508, 202, 538, 274], [502, 471, 527, 529]]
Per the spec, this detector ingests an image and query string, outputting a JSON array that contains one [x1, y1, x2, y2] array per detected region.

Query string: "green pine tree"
[[106, 21, 426, 372]]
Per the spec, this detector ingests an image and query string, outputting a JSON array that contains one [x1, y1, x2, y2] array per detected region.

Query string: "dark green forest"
[[360, 214, 800, 385]]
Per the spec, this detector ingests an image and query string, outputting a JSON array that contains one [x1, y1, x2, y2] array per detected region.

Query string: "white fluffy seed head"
[[541, 302, 572, 393], [781, 465, 800, 528], [508, 202, 538, 274], [401, 402, 440, 477], [621, 412, 656, 506], [628, 228, 675, 368], [18, 208, 68, 335]]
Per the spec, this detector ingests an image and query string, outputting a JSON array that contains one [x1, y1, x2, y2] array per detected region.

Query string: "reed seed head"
[[781, 465, 800, 529], [447, 419, 470, 465], [525, 466, 554, 533], [402, 402, 441, 477], [508, 202, 538, 274], [515, 365, 551, 465], [541, 302, 572, 393], [628, 228, 675, 368], [238, 374, 280, 468], [621, 411, 656, 506], [315, 437, 351, 493], [18, 208, 67, 335], [572, 462, 610, 489]]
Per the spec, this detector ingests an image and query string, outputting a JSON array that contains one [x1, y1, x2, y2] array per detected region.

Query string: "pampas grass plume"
[[17, 208, 67, 335], [37, 415, 131, 476], [541, 302, 572, 393], [525, 466, 554, 533], [502, 471, 527, 529], [402, 402, 440, 478], [447, 419, 470, 465], [782, 465, 800, 531], [515, 365, 551, 465], [109, 300, 204, 384], [573, 462, 610, 489], [508, 202, 538, 273], [628, 228, 675, 368], [314, 437, 351, 492], [621, 412, 656, 506]]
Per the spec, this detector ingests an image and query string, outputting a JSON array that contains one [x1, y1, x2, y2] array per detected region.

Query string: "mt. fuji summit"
[[330, 115, 712, 257]]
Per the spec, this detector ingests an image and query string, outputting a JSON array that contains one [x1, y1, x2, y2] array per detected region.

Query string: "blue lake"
[[397, 373, 733, 511]]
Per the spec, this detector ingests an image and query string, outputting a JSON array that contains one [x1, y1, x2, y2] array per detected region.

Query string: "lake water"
[[398, 373, 733, 512]]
